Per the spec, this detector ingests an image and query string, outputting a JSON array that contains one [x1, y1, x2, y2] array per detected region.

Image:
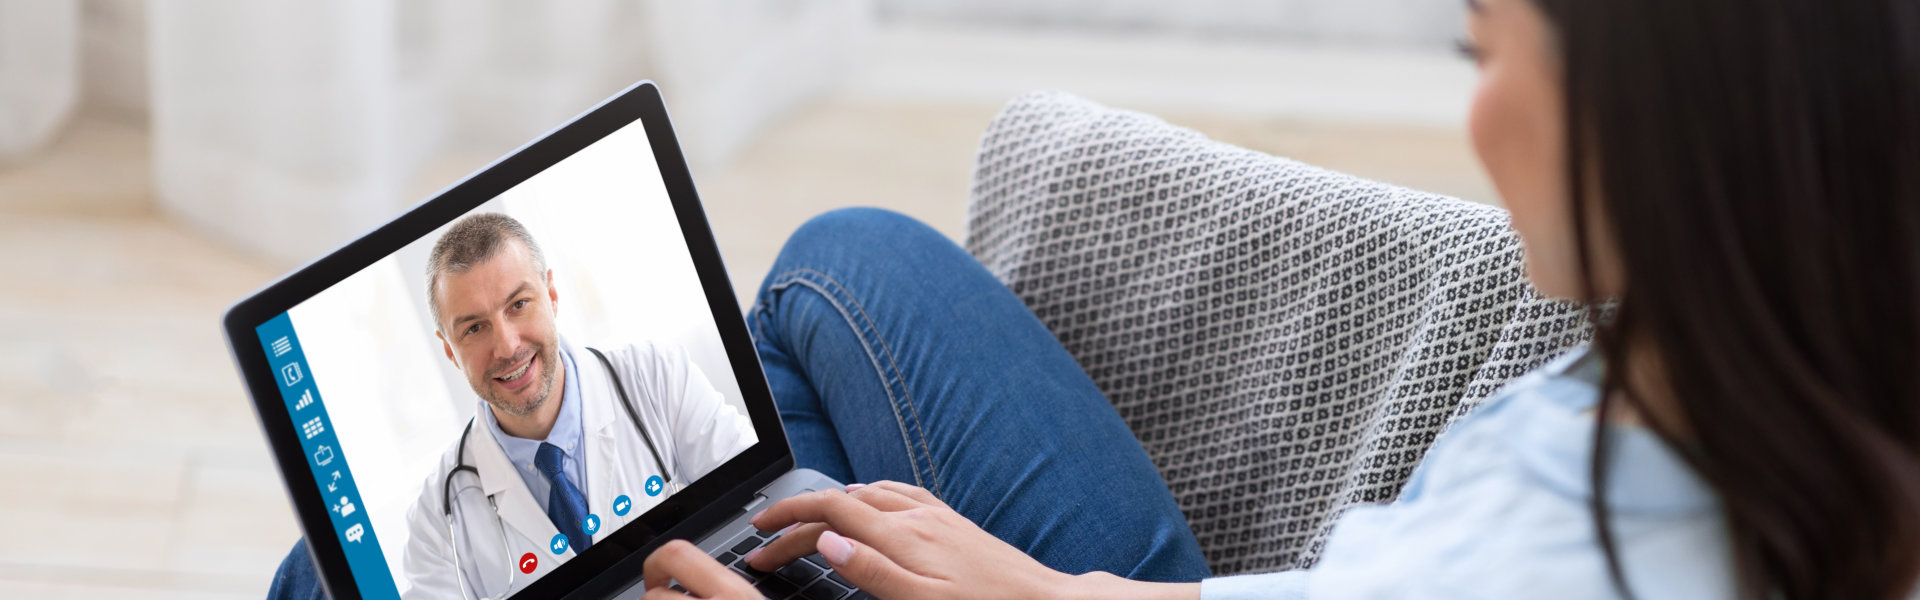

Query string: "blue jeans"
[[269, 208, 1209, 597]]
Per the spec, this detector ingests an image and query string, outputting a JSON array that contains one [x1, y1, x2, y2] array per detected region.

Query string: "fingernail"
[[818, 530, 855, 564], [744, 548, 761, 563], [749, 509, 765, 527], [779, 523, 799, 536], [844, 483, 866, 492]]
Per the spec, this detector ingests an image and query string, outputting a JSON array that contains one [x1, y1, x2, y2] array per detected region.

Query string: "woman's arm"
[[1067, 571, 1201, 600]]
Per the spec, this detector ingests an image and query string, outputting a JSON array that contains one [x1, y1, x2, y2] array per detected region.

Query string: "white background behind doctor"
[[285, 120, 752, 595]]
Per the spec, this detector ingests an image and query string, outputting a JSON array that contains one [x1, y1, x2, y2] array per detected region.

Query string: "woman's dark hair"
[[1526, 0, 1920, 597]]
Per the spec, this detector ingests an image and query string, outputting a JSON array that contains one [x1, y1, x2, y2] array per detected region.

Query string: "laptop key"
[[729, 566, 756, 582], [715, 551, 739, 566], [734, 555, 773, 578], [802, 553, 830, 569], [776, 559, 823, 585], [730, 535, 764, 556], [755, 576, 800, 599], [798, 578, 850, 600], [825, 571, 851, 588]]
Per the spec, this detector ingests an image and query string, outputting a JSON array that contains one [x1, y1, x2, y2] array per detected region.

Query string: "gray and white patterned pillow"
[[963, 91, 1593, 576]]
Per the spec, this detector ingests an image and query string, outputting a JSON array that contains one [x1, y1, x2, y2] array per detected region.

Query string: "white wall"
[[876, 0, 1466, 46], [145, 1, 873, 268], [0, 0, 79, 161], [80, 0, 148, 121]]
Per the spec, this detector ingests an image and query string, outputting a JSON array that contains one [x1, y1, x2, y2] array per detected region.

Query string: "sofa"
[[962, 91, 1594, 576]]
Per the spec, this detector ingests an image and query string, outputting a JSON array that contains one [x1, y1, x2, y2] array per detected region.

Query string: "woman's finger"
[[641, 539, 754, 598], [748, 483, 929, 571], [638, 586, 693, 600], [815, 530, 946, 600], [846, 483, 926, 512], [864, 480, 948, 509], [745, 521, 831, 572], [748, 489, 890, 541]]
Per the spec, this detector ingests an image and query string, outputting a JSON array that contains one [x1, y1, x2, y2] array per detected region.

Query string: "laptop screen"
[[249, 115, 760, 599]]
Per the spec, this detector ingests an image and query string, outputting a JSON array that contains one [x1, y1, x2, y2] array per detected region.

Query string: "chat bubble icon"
[[344, 523, 364, 543]]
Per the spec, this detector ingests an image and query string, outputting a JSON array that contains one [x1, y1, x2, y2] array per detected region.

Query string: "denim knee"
[[764, 208, 952, 283], [790, 207, 940, 254]]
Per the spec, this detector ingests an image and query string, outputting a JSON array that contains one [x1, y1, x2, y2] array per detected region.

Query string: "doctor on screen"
[[401, 213, 754, 599]]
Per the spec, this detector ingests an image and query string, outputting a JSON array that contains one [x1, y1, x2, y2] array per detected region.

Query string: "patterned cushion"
[[963, 91, 1594, 576]]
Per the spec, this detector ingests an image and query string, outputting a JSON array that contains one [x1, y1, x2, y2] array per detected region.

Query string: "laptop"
[[223, 81, 863, 599]]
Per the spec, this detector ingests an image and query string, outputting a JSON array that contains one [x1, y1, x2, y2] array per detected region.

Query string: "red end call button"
[[519, 552, 538, 574]]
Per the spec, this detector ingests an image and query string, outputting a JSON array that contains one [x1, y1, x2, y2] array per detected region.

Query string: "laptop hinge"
[[740, 492, 772, 515]]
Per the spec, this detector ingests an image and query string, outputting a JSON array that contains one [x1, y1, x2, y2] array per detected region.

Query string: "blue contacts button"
[[645, 475, 664, 497]]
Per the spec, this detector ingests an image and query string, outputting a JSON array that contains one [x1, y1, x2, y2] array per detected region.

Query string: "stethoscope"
[[441, 347, 675, 600]]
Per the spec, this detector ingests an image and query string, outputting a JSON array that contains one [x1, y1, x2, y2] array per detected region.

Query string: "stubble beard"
[[481, 344, 560, 418]]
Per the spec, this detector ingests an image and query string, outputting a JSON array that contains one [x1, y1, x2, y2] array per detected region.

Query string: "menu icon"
[[270, 336, 292, 357]]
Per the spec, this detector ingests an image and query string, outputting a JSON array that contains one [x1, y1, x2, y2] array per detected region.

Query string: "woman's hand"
[[640, 480, 1198, 600], [742, 481, 1070, 598], [745, 480, 1193, 600], [639, 539, 761, 599]]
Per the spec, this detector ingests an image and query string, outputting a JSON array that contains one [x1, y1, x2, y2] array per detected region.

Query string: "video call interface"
[[254, 119, 757, 599]]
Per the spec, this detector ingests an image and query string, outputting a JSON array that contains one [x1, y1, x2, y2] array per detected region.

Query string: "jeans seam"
[[763, 268, 944, 498]]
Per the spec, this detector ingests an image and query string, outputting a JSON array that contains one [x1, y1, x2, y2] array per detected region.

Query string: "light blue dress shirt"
[[1200, 346, 1738, 599], [483, 346, 587, 514]]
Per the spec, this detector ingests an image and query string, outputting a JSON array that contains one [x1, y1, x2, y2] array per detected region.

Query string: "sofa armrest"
[[964, 91, 1591, 575]]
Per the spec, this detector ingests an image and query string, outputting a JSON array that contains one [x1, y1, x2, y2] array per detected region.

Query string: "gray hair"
[[425, 212, 548, 331]]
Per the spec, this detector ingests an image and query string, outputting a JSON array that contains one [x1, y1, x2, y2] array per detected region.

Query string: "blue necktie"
[[535, 442, 592, 552]]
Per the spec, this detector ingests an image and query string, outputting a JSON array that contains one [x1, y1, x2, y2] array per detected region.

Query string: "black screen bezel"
[[221, 80, 794, 600]]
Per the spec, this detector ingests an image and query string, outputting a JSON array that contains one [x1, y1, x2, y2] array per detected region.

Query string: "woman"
[[639, 0, 1920, 598], [273, 0, 1919, 597]]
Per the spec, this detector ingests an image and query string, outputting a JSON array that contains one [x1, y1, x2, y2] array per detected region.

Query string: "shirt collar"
[[481, 345, 586, 470], [1500, 346, 1717, 515]]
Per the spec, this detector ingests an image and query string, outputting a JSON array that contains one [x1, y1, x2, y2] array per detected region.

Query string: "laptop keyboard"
[[669, 529, 871, 600]]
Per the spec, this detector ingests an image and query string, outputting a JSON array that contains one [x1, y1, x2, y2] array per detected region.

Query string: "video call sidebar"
[[257, 312, 401, 599]]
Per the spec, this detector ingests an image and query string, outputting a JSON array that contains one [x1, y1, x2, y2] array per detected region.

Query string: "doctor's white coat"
[[400, 340, 755, 599]]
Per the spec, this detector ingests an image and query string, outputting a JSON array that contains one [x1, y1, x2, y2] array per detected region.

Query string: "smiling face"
[[1463, 0, 1623, 300], [432, 238, 562, 418]]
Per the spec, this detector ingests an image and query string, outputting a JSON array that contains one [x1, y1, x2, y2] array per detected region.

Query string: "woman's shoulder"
[[1299, 345, 1737, 598]]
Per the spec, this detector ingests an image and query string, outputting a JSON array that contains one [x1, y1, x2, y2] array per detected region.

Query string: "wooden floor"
[[0, 60, 1489, 598]]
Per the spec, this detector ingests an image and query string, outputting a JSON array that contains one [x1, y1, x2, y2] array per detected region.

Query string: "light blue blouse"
[[1201, 346, 1737, 599]]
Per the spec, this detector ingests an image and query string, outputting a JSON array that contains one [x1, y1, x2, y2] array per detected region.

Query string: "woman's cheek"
[[1468, 66, 1578, 299]]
